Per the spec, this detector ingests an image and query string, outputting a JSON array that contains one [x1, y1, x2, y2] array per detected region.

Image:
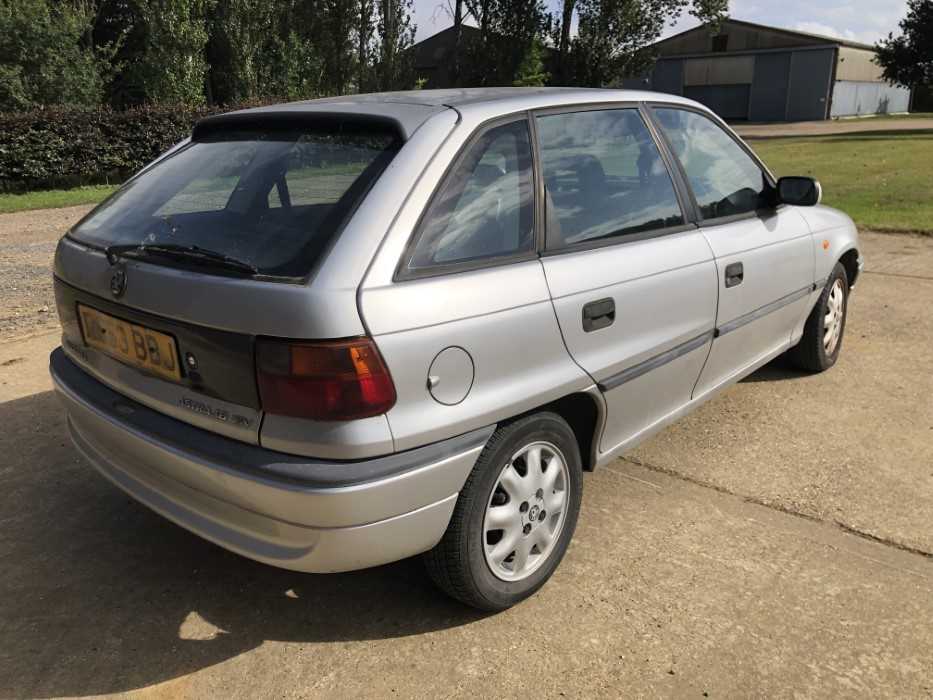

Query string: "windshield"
[[70, 125, 401, 279]]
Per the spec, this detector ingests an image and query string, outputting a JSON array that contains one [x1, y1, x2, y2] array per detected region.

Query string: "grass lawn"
[[0, 185, 118, 214], [752, 132, 933, 233]]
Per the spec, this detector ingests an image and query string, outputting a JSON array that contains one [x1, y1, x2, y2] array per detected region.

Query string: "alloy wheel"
[[482, 441, 570, 582], [824, 278, 845, 355]]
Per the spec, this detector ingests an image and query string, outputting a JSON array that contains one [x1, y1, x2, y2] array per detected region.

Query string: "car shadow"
[[741, 354, 811, 383], [0, 390, 487, 698]]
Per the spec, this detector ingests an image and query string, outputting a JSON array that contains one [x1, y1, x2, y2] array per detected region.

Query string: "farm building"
[[629, 19, 912, 121]]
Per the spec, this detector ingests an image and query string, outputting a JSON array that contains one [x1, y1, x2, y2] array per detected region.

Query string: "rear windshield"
[[69, 124, 401, 279]]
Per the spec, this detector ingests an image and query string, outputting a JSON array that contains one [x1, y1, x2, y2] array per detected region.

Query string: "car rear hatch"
[[54, 103, 454, 451]]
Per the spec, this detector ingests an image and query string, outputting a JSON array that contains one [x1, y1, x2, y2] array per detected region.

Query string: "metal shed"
[[630, 19, 911, 121]]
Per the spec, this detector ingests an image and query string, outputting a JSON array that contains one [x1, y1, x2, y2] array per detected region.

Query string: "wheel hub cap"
[[483, 441, 570, 582], [823, 279, 845, 355]]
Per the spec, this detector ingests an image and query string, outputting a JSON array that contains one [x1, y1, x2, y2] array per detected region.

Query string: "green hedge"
[[0, 102, 271, 193]]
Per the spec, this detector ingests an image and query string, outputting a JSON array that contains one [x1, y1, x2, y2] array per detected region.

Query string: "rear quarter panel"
[[362, 262, 592, 452]]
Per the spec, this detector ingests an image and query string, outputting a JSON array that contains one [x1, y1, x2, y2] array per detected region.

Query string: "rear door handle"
[[725, 262, 744, 288], [582, 297, 615, 332]]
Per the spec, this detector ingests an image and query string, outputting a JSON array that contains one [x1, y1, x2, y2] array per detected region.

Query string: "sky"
[[410, 0, 910, 46]]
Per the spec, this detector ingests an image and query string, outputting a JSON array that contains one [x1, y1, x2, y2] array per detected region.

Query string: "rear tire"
[[424, 412, 583, 611], [788, 262, 849, 372]]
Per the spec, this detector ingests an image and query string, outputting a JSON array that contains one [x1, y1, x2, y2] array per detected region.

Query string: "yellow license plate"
[[77, 304, 182, 382]]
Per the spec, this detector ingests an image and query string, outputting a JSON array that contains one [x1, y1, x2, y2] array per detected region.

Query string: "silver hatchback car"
[[51, 88, 861, 610]]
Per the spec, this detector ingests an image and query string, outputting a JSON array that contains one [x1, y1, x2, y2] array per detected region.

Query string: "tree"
[[462, 0, 550, 86], [432, 0, 469, 85], [875, 0, 933, 89], [121, 0, 211, 105], [451, 0, 465, 85], [512, 39, 548, 86], [372, 0, 416, 90], [257, 28, 325, 100], [92, 0, 143, 107], [357, 0, 376, 91], [256, 0, 326, 101], [206, 0, 276, 104], [555, 0, 575, 84], [559, 0, 727, 87], [317, 0, 358, 95], [0, 0, 112, 110]]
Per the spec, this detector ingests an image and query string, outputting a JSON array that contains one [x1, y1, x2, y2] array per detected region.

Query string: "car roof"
[[291, 87, 696, 109], [203, 88, 702, 141]]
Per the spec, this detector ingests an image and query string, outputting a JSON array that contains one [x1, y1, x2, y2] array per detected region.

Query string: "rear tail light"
[[256, 337, 396, 421]]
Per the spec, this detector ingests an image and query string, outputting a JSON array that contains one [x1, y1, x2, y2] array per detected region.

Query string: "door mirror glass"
[[777, 176, 821, 206]]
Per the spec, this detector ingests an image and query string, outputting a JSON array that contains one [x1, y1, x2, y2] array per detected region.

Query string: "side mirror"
[[777, 176, 822, 207]]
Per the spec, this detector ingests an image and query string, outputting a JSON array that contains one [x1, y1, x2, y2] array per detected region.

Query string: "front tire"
[[424, 412, 583, 611], [788, 261, 849, 372]]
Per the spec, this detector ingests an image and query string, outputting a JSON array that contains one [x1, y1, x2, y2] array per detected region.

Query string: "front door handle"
[[725, 262, 744, 288], [582, 297, 615, 332]]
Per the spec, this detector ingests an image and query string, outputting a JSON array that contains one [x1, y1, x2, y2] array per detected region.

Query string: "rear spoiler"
[[193, 110, 409, 142]]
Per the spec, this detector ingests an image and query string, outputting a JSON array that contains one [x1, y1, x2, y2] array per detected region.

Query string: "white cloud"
[[792, 20, 880, 45]]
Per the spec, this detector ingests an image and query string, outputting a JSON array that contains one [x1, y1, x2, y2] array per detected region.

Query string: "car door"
[[536, 106, 719, 457], [360, 115, 592, 452], [648, 106, 815, 399]]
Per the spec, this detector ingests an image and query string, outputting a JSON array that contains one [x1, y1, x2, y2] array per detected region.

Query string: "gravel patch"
[[0, 205, 92, 341]]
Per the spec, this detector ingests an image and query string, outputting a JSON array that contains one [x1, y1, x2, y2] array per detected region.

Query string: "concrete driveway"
[[1, 210, 931, 697]]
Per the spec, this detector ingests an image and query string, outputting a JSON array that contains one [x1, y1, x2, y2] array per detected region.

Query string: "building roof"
[[652, 17, 877, 54], [412, 24, 481, 51]]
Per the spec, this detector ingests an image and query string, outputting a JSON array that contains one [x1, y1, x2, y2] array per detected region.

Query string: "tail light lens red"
[[256, 337, 396, 421]]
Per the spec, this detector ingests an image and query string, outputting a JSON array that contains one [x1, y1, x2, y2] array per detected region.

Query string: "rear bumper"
[[50, 348, 492, 573]]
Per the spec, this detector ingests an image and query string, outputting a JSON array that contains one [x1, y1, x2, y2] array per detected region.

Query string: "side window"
[[535, 108, 684, 250], [653, 108, 769, 220], [402, 119, 535, 274]]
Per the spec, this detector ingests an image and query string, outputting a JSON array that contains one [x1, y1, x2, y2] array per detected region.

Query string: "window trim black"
[[538, 222, 699, 258], [530, 102, 694, 255], [393, 112, 540, 283], [637, 103, 700, 225], [643, 102, 783, 228], [526, 109, 547, 255]]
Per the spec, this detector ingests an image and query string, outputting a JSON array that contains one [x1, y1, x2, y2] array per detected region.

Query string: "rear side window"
[[70, 125, 400, 279], [536, 108, 684, 249], [653, 108, 768, 220], [400, 119, 535, 276]]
